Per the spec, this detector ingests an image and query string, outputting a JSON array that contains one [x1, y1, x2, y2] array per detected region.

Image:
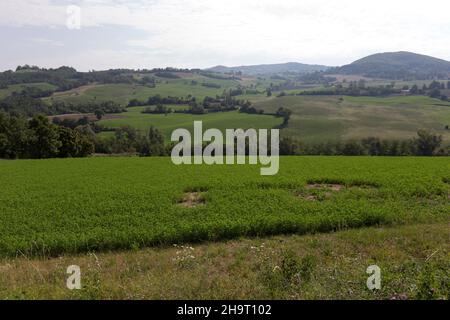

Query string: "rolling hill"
[[334, 51, 450, 80], [207, 62, 331, 75]]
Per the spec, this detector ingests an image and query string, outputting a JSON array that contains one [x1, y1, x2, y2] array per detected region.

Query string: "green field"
[[3, 76, 449, 146], [0, 82, 57, 99], [98, 107, 283, 140], [45, 76, 239, 105], [253, 95, 450, 142], [45, 80, 450, 144], [0, 157, 448, 257]]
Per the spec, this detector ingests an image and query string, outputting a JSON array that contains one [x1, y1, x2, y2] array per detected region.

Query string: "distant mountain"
[[206, 62, 331, 75], [334, 51, 450, 80]]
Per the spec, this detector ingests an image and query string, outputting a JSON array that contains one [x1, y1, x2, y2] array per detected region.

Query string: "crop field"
[[253, 95, 450, 143], [98, 107, 283, 139], [0, 82, 57, 99], [49, 83, 450, 145], [46, 76, 240, 105], [0, 156, 448, 258], [34, 76, 450, 146]]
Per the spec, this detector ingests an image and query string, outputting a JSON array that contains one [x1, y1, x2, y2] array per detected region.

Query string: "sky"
[[1, 0, 449, 71]]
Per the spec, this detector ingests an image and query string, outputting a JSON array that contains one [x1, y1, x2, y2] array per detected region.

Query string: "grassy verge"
[[0, 222, 448, 300]]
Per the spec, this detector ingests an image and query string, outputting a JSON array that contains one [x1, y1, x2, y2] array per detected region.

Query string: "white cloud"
[[31, 37, 64, 46], [0, 0, 449, 70]]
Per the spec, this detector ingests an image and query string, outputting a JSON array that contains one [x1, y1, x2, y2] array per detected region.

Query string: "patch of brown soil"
[[298, 184, 345, 201], [178, 192, 205, 208], [51, 84, 103, 97], [302, 195, 318, 201], [306, 184, 345, 192], [99, 114, 125, 121], [298, 191, 334, 202]]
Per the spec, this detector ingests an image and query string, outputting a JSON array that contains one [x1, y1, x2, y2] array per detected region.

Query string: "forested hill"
[[0, 65, 191, 91], [333, 51, 450, 80]]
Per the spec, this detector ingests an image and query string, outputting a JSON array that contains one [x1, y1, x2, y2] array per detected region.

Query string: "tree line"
[[128, 94, 195, 107], [0, 94, 125, 117], [0, 66, 190, 89], [133, 92, 255, 115], [1, 112, 448, 159], [279, 131, 449, 156], [0, 112, 171, 159], [274, 80, 450, 101], [0, 113, 94, 159]]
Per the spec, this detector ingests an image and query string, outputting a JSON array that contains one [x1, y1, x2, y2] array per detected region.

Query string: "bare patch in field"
[[51, 84, 103, 97], [306, 183, 345, 192], [178, 192, 205, 208], [300, 194, 321, 202], [297, 183, 344, 201], [298, 182, 378, 201]]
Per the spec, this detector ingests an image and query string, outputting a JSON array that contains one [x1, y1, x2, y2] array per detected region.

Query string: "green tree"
[[95, 109, 105, 120], [428, 88, 441, 99], [27, 115, 61, 158], [0, 113, 30, 158], [113, 126, 139, 154], [57, 126, 93, 158], [58, 126, 81, 157], [361, 137, 382, 156], [279, 137, 301, 155], [414, 130, 442, 156], [276, 107, 292, 127], [342, 140, 365, 155], [78, 134, 95, 156], [146, 126, 165, 156]]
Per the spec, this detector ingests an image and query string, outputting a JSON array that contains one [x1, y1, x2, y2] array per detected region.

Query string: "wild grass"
[[0, 222, 447, 299]]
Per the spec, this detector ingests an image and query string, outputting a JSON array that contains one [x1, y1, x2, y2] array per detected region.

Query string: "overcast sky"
[[1, 0, 449, 71]]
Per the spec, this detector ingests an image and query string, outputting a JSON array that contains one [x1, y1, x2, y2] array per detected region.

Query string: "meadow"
[[0, 82, 57, 99], [1, 222, 447, 299], [98, 107, 283, 140], [29, 74, 450, 146], [0, 156, 448, 258], [45, 74, 239, 105], [252, 95, 450, 143]]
